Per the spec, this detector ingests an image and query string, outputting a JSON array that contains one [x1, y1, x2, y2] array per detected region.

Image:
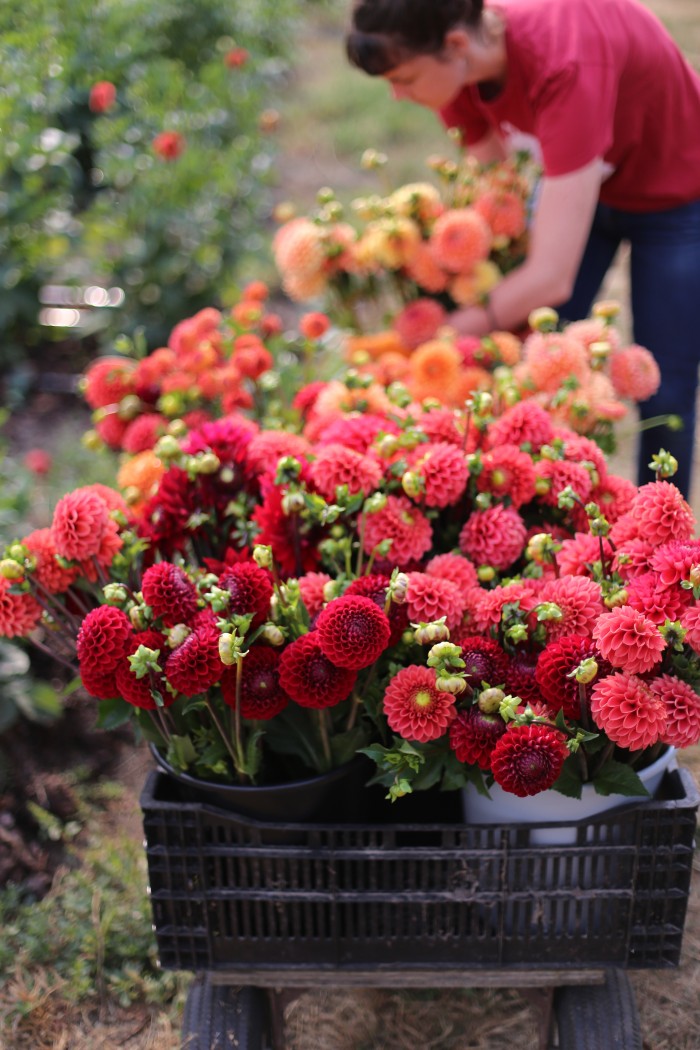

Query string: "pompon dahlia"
[[219, 562, 274, 630], [490, 724, 569, 797], [472, 582, 536, 635], [429, 207, 491, 273], [0, 578, 42, 638], [278, 632, 357, 708], [458, 635, 509, 688], [590, 673, 666, 750], [165, 625, 223, 697], [24, 528, 79, 594], [418, 407, 468, 447], [608, 344, 661, 401], [626, 571, 691, 625], [556, 533, 614, 579], [51, 488, 110, 561], [649, 538, 700, 587], [535, 635, 612, 719], [536, 575, 603, 643], [220, 646, 290, 720], [394, 298, 447, 350], [252, 481, 321, 578], [362, 495, 433, 567], [630, 481, 696, 547], [680, 606, 700, 654], [316, 413, 400, 454], [556, 431, 608, 483], [449, 706, 507, 768], [141, 562, 199, 627], [503, 648, 542, 706], [425, 553, 478, 593], [76, 605, 133, 674], [382, 665, 457, 743], [292, 380, 326, 418], [246, 429, 312, 477], [310, 443, 383, 502], [95, 413, 130, 450], [459, 504, 526, 571], [651, 674, 700, 748], [409, 443, 469, 507], [407, 339, 463, 401], [592, 606, 665, 674], [183, 417, 258, 468], [612, 538, 656, 581], [83, 356, 136, 409], [345, 574, 409, 645], [483, 399, 555, 453], [115, 629, 170, 710], [535, 458, 593, 508], [523, 331, 589, 393], [122, 413, 169, 454], [406, 572, 465, 631], [298, 572, 332, 620], [476, 444, 537, 508], [316, 595, 390, 669]]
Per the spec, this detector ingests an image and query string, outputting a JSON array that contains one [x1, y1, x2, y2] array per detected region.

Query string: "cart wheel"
[[553, 969, 642, 1050], [181, 975, 272, 1050]]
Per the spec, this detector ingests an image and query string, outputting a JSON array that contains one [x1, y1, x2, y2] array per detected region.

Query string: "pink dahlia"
[[115, 629, 170, 710], [51, 488, 110, 561], [409, 443, 468, 507], [310, 443, 383, 502], [362, 495, 433, 567], [592, 606, 665, 674], [535, 458, 593, 508], [536, 575, 603, 643], [246, 430, 311, 477], [472, 582, 536, 635], [418, 407, 468, 447], [680, 606, 700, 654], [0, 578, 42, 638], [476, 444, 537, 508], [483, 400, 555, 454], [315, 413, 400, 454], [164, 625, 223, 696], [220, 646, 290, 720], [556, 533, 614, 579], [608, 344, 661, 401], [590, 673, 666, 750], [394, 298, 447, 350], [429, 207, 491, 273], [649, 539, 700, 588], [278, 632, 357, 708], [555, 431, 608, 483], [219, 562, 274, 630], [609, 513, 641, 545], [612, 538, 657, 582], [141, 562, 199, 627], [83, 356, 136, 409], [585, 473, 637, 526], [122, 413, 169, 454], [406, 572, 465, 631], [490, 724, 569, 797], [298, 572, 332, 620], [316, 595, 390, 669], [95, 413, 130, 450], [459, 504, 526, 571], [626, 571, 690, 626], [76, 605, 133, 674], [382, 665, 457, 743], [23, 528, 79, 594], [535, 634, 612, 719], [449, 706, 507, 768], [425, 553, 478, 593], [630, 482, 695, 547], [651, 674, 700, 749]]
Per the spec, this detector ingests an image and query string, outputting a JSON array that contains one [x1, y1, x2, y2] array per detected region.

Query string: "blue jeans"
[[557, 199, 700, 500]]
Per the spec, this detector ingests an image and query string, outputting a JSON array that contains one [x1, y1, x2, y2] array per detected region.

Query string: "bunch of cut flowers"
[[2, 305, 698, 803], [272, 144, 538, 332]]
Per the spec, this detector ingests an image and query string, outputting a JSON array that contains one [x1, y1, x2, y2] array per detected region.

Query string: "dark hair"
[[346, 0, 484, 75]]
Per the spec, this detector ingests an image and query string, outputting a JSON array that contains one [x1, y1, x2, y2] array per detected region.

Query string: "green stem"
[[317, 709, 332, 771], [205, 696, 243, 779]]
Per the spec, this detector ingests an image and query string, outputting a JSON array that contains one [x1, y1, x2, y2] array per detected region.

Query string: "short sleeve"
[[533, 61, 617, 176], [440, 91, 492, 149]]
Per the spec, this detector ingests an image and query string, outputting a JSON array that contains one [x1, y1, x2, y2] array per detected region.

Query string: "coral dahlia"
[[590, 673, 667, 750], [459, 504, 526, 571], [406, 572, 465, 631], [651, 674, 700, 749], [592, 606, 665, 674], [382, 665, 457, 743], [0, 578, 42, 638], [51, 488, 110, 561], [362, 495, 433, 567]]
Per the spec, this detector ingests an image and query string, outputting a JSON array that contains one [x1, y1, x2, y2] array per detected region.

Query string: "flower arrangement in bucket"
[[1, 296, 698, 817]]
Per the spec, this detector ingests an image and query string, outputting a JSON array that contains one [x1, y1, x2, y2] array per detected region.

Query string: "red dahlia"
[[164, 625, 223, 696], [218, 561, 274, 629], [491, 724, 569, 797], [278, 633, 357, 709], [115, 629, 170, 710], [449, 706, 507, 768], [141, 562, 199, 627], [316, 595, 391, 670], [457, 635, 509, 689], [382, 665, 456, 743], [503, 648, 542, 705], [345, 574, 408, 645], [535, 635, 612, 719], [220, 646, 290, 720], [76, 605, 133, 674], [79, 664, 119, 700]]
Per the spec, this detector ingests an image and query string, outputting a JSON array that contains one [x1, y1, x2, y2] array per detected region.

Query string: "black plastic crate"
[[140, 766, 699, 975]]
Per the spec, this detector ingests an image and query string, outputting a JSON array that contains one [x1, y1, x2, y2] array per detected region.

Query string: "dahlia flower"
[[382, 665, 457, 743], [490, 724, 569, 797], [590, 673, 667, 750]]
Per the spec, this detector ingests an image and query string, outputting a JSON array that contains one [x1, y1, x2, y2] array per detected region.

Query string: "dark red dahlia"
[[491, 724, 569, 797], [449, 706, 507, 768], [252, 481, 321, 577], [345, 574, 408, 644], [535, 634, 612, 719], [315, 595, 391, 670], [115, 629, 171, 710], [141, 562, 199, 627], [164, 625, 224, 696], [182, 417, 256, 471], [79, 664, 119, 700], [218, 562, 274, 630], [457, 635, 509, 689], [220, 646, 290, 720], [504, 649, 541, 705], [76, 605, 133, 674], [278, 633, 357, 709]]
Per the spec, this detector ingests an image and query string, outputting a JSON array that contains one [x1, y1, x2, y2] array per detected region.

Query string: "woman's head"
[[346, 0, 485, 76]]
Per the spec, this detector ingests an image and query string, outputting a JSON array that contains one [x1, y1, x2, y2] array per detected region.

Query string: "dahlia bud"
[[157, 392, 186, 418], [556, 485, 579, 511], [205, 586, 231, 613], [499, 694, 521, 721], [129, 603, 149, 631], [218, 633, 237, 666], [567, 658, 599, 685], [603, 586, 628, 608], [478, 687, 505, 714], [649, 449, 679, 479], [364, 492, 388, 514], [166, 418, 188, 438], [128, 645, 162, 680], [589, 340, 611, 366], [360, 148, 387, 170], [386, 381, 412, 408], [281, 491, 306, 515], [260, 624, 285, 646], [505, 623, 529, 645], [253, 545, 273, 570], [401, 471, 424, 500], [194, 452, 220, 475], [534, 476, 551, 498], [427, 640, 464, 669], [103, 583, 128, 606], [166, 623, 192, 649], [471, 391, 493, 416], [421, 397, 442, 412], [502, 386, 521, 407], [117, 395, 142, 421], [436, 674, 466, 695], [322, 579, 342, 602], [474, 492, 492, 511], [153, 435, 183, 462], [589, 514, 610, 538], [81, 430, 103, 451], [388, 571, 409, 604], [273, 201, 295, 223], [528, 306, 559, 332], [536, 602, 563, 622], [592, 299, 621, 322], [0, 558, 24, 580], [660, 619, 687, 651], [477, 565, 496, 583], [526, 532, 559, 564], [413, 619, 450, 645]]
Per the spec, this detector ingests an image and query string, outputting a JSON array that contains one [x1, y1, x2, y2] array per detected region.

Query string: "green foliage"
[[0, 825, 185, 1017], [0, 0, 304, 368]]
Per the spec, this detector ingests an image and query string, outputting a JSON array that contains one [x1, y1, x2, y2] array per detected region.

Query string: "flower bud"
[[103, 583, 128, 606], [499, 694, 521, 721], [603, 586, 628, 608], [166, 624, 191, 649], [474, 492, 492, 511], [195, 452, 220, 475], [591, 299, 621, 322], [218, 632, 237, 666], [589, 340, 611, 365], [81, 429, 103, 451], [0, 558, 24, 580], [364, 492, 388, 514], [261, 625, 285, 646], [436, 674, 466, 695], [360, 148, 388, 170], [478, 687, 505, 714], [129, 604, 149, 630], [477, 565, 496, 583], [427, 640, 463, 668], [413, 620, 450, 645], [568, 658, 599, 685], [117, 395, 142, 421], [528, 307, 559, 332], [154, 435, 182, 462], [253, 545, 273, 570], [389, 572, 409, 603], [323, 579, 341, 602], [401, 471, 424, 500], [281, 491, 306, 515]]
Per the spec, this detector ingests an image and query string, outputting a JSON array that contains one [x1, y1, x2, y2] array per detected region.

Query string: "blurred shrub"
[[0, 0, 303, 370]]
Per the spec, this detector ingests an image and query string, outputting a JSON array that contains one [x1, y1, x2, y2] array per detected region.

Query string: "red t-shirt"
[[440, 0, 700, 211]]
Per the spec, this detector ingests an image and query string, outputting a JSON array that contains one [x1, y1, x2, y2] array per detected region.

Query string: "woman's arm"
[[449, 157, 605, 335]]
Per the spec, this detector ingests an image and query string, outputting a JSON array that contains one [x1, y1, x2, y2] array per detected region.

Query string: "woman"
[[346, 0, 700, 497]]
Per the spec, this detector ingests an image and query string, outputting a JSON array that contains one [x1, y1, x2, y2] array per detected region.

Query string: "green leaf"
[[166, 734, 198, 772], [590, 760, 650, 798], [551, 756, 584, 799], [96, 696, 134, 731]]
